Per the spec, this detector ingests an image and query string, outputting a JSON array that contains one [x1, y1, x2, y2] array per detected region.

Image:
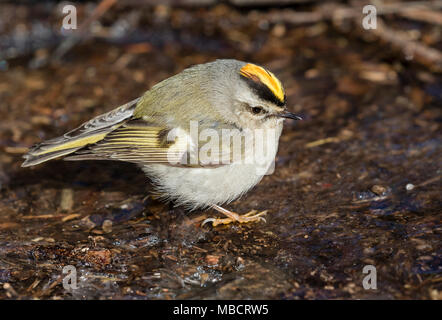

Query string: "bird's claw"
[[202, 210, 267, 227]]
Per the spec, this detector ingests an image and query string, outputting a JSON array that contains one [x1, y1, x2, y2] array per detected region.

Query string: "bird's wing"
[[22, 98, 140, 167], [65, 120, 238, 167], [23, 97, 236, 167], [64, 119, 189, 165]]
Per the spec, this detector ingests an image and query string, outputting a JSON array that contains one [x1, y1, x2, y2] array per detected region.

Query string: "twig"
[[266, 1, 442, 25], [371, 18, 442, 71], [416, 175, 441, 188], [270, 1, 442, 71], [398, 8, 442, 26], [123, 0, 318, 6], [21, 214, 64, 219], [305, 137, 341, 148], [229, 0, 318, 6]]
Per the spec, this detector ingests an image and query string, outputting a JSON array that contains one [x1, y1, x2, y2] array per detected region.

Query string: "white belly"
[[142, 162, 265, 209], [142, 120, 283, 209]]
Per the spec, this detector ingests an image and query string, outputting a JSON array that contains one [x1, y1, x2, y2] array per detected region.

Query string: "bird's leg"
[[202, 204, 267, 227]]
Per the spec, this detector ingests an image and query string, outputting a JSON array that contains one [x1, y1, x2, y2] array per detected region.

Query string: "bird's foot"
[[202, 204, 267, 227]]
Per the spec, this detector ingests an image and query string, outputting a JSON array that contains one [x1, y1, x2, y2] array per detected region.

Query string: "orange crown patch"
[[239, 63, 285, 104]]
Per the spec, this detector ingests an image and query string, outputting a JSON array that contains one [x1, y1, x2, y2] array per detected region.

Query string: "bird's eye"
[[251, 106, 264, 115]]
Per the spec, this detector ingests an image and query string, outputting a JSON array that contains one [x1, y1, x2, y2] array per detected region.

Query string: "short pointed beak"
[[278, 111, 302, 120]]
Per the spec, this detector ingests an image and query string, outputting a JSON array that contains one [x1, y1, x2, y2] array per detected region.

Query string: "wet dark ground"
[[0, 3, 441, 299]]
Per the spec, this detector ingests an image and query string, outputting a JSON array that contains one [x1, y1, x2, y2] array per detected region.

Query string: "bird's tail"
[[21, 98, 139, 167], [21, 131, 110, 167]]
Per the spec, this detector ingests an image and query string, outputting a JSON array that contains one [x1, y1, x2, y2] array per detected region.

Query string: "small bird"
[[22, 59, 301, 226]]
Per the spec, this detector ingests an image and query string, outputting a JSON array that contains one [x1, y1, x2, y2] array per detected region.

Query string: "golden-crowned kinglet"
[[22, 59, 301, 226]]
